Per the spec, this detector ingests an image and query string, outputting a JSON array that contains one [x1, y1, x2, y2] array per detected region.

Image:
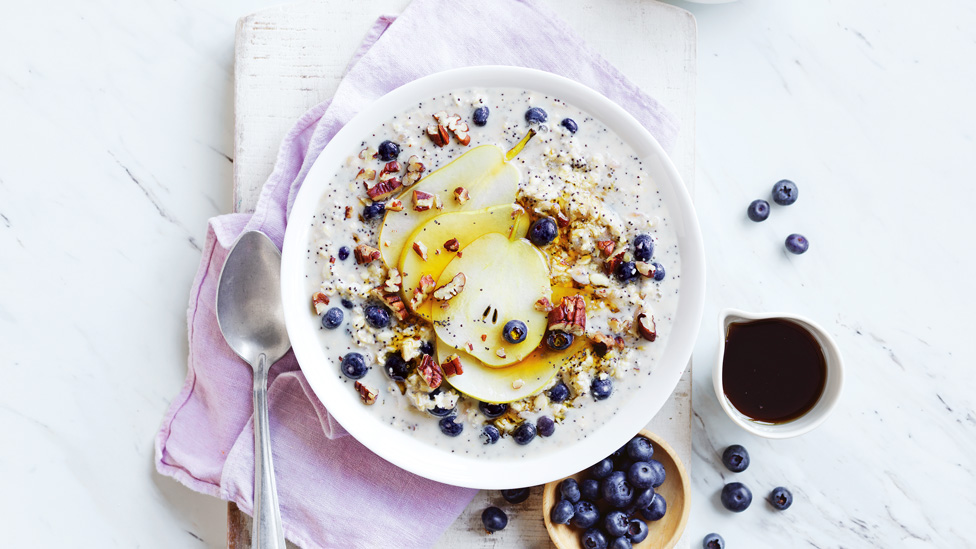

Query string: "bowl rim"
[[280, 65, 705, 489]]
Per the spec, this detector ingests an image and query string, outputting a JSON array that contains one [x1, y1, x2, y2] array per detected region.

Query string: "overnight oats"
[[304, 88, 680, 456]]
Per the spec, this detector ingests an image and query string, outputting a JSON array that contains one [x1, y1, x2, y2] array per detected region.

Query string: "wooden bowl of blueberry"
[[542, 430, 690, 549]]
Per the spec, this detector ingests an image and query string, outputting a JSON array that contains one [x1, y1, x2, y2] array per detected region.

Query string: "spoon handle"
[[252, 353, 286, 548]]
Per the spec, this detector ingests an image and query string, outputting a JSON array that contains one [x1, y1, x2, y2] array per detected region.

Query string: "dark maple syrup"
[[722, 319, 827, 424]]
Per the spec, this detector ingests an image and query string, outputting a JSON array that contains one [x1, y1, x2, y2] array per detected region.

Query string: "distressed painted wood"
[[231, 1, 696, 547]]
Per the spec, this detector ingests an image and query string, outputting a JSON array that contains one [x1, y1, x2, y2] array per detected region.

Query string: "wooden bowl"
[[542, 430, 691, 549]]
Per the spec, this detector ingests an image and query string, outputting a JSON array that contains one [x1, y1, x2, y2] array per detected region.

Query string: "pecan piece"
[[534, 297, 554, 313], [344, 206, 353, 219], [355, 168, 376, 184], [412, 241, 428, 261], [604, 248, 626, 275], [383, 268, 402, 293], [596, 240, 616, 257], [547, 294, 586, 336], [454, 186, 470, 204], [635, 261, 658, 279], [433, 272, 466, 301], [372, 288, 409, 321], [366, 178, 402, 201], [311, 292, 330, 315], [426, 124, 449, 147], [410, 274, 436, 310], [412, 190, 436, 211], [354, 381, 378, 405], [354, 244, 381, 264], [441, 354, 463, 377], [386, 198, 404, 212], [417, 353, 442, 390], [358, 147, 377, 160], [496, 348, 507, 359], [589, 332, 624, 357], [555, 210, 571, 228], [443, 238, 460, 252], [635, 310, 657, 342], [403, 155, 426, 186]]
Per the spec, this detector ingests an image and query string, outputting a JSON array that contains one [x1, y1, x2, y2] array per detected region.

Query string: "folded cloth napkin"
[[154, 0, 679, 547]]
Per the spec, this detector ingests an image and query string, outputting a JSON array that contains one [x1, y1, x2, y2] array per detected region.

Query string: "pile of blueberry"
[[548, 435, 669, 549], [746, 179, 809, 255]]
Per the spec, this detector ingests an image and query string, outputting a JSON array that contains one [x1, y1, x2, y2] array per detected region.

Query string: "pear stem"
[[505, 129, 537, 162]]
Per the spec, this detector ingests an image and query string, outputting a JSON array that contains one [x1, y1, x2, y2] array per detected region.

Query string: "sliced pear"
[[398, 204, 530, 320], [432, 232, 551, 367]]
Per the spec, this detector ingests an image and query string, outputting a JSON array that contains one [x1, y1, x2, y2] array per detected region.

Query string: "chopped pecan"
[[366, 179, 402, 201], [355, 168, 376, 184], [555, 210, 571, 228], [433, 194, 444, 210], [480, 334, 487, 342], [604, 248, 626, 275], [382, 160, 401, 174], [433, 272, 466, 301], [383, 268, 402, 293], [372, 288, 409, 321], [441, 354, 463, 377], [589, 332, 624, 357], [454, 186, 470, 204], [386, 198, 404, 212], [412, 190, 435, 211], [635, 261, 658, 279], [443, 238, 460, 252], [311, 292, 330, 315], [354, 381, 378, 405], [596, 240, 616, 257], [354, 244, 381, 265], [417, 353, 442, 390], [547, 294, 586, 336], [410, 274, 436, 310], [403, 155, 425, 186], [344, 206, 353, 219], [358, 147, 377, 160], [426, 124, 449, 147], [635, 310, 657, 342], [534, 297, 554, 313], [496, 348, 507, 359]]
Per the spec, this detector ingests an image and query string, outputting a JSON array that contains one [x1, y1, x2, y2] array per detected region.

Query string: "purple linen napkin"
[[154, 1, 679, 547]]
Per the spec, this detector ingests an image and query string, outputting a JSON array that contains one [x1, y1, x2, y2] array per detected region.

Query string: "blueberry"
[[340, 353, 367, 379], [571, 500, 600, 529], [632, 487, 655, 510], [438, 416, 463, 437], [615, 261, 639, 282], [581, 527, 608, 549], [550, 499, 575, 524], [322, 307, 344, 329], [502, 487, 531, 504], [341, 298, 354, 309], [472, 106, 489, 126], [560, 118, 578, 134], [771, 179, 798, 205], [609, 537, 632, 549], [525, 107, 548, 125], [529, 217, 558, 246], [337, 246, 350, 261], [481, 425, 500, 444], [428, 403, 455, 417], [703, 533, 725, 549], [610, 446, 626, 460], [613, 457, 634, 475], [747, 199, 770, 222], [537, 416, 555, 437], [559, 478, 581, 503], [626, 518, 648, 543], [419, 340, 434, 356], [592, 377, 613, 401], [626, 436, 654, 462], [604, 510, 630, 537], [502, 319, 528, 344], [384, 354, 409, 381], [377, 140, 400, 162], [481, 506, 507, 532], [641, 493, 667, 521], [581, 478, 600, 501], [363, 201, 385, 221], [785, 233, 809, 254], [364, 305, 390, 328], [721, 444, 750, 473], [627, 462, 655, 490], [646, 459, 666, 488], [769, 486, 793, 510], [479, 401, 508, 418], [601, 471, 634, 509], [650, 262, 666, 281], [548, 381, 570, 402], [513, 421, 537, 445], [545, 331, 574, 351], [589, 458, 613, 480], [720, 482, 753, 512], [633, 234, 654, 262]]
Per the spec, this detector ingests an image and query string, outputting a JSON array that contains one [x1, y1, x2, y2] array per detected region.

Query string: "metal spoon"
[[216, 230, 291, 549]]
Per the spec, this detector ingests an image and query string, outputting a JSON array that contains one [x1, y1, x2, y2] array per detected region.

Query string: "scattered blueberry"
[[529, 217, 558, 246], [472, 106, 490, 126], [537, 416, 555, 437], [438, 416, 463, 437], [479, 402, 508, 419], [632, 487, 655, 510], [513, 421, 537, 445], [525, 107, 548, 125], [481, 506, 508, 532], [747, 199, 770, 222], [721, 444, 750, 473], [592, 378, 613, 401], [626, 436, 654, 462], [601, 471, 634, 509], [322, 307, 344, 329], [364, 305, 390, 329], [703, 533, 725, 549], [384, 355, 409, 381], [548, 381, 570, 402], [589, 458, 614, 480], [340, 353, 367, 379], [581, 527, 608, 549], [363, 201, 385, 221], [337, 246, 350, 261], [377, 140, 400, 162], [581, 478, 600, 501], [769, 486, 793, 510], [559, 478, 581, 503], [502, 319, 528, 344], [646, 459, 666, 488], [604, 510, 630, 537], [720, 482, 753, 512], [633, 234, 654, 262], [771, 179, 798, 205], [650, 262, 666, 281], [502, 487, 531, 504], [609, 536, 632, 549], [571, 500, 600, 529], [627, 518, 648, 543], [641, 493, 667, 521], [419, 340, 434, 355], [481, 425, 500, 445], [550, 499, 575, 524], [560, 118, 578, 134], [428, 403, 455, 417], [785, 233, 809, 254], [341, 298, 354, 309], [615, 261, 639, 282], [546, 331, 574, 351], [627, 462, 655, 490]]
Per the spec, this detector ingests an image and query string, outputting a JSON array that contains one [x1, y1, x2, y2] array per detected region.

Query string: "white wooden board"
[[231, 1, 696, 547]]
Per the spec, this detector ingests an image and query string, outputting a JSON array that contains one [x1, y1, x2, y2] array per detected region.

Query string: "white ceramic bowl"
[[281, 66, 705, 489], [712, 309, 844, 438]]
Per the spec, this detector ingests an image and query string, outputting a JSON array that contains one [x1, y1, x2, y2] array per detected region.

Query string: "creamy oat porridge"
[[304, 87, 680, 457]]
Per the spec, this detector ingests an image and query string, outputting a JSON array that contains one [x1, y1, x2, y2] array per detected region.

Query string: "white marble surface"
[[1, 0, 974, 547]]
